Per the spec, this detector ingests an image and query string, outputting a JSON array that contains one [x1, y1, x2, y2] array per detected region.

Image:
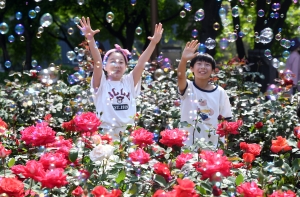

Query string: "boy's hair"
[[190, 53, 216, 70]]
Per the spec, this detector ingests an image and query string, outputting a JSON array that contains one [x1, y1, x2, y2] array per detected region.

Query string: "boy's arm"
[[132, 23, 163, 86], [77, 17, 102, 90], [178, 40, 200, 94]]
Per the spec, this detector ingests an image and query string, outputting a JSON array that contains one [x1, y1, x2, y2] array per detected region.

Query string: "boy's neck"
[[194, 79, 214, 90]]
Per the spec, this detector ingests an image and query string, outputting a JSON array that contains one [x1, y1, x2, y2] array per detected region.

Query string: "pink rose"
[[175, 153, 193, 169], [131, 128, 154, 147], [40, 168, 68, 189], [129, 148, 150, 164], [39, 152, 68, 170], [73, 112, 101, 133], [237, 182, 263, 197], [159, 128, 186, 147]]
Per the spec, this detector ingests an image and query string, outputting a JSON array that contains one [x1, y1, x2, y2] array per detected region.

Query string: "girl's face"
[[190, 61, 213, 80], [104, 52, 127, 81]]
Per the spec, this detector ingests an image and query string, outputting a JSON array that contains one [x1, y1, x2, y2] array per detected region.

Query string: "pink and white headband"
[[103, 44, 131, 67]]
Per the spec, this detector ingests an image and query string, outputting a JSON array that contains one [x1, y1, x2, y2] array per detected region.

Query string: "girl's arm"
[[77, 17, 102, 90], [178, 40, 200, 94], [132, 23, 164, 86]]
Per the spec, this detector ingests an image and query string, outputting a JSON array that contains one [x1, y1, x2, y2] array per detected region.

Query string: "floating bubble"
[[135, 27, 142, 35], [36, 33, 41, 38], [220, 38, 229, 49], [154, 69, 164, 81], [266, 84, 279, 99], [222, 18, 230, 27], [0, 22, 8, 34], [8, 35, 15, 42], [259, 27, 273, 44], [238, 31, 245, 38], [28, 10, 36, 19], [15, 12, 22, 20], [68, 27, 74, 35], [145, 75, 153, 84], [153, 106, 161, 115], [15, 24, 24, 35], [219, 7, 226, 18], [0, 1, 5, 9], [270, 12, 275, 19], [274, 12, 279, 19], [191, 29, 198, 38], [39, 67, 59, 85], [258, 9, 265, 17], [67, 51, 76, 61], [284, 40, 291, 49], [250, 2, 255, 7], [180, 10, 186, 18], [35, 6, 41, 13], [68, 75, 76, 84], [194, 9, 205, 21], [246, 15, 253, 22], [131, 0, 137, 6], [280, 38, 286, 47], [282, 50, 290, 59], [266, 0, 271, 4], [280, 14, 284, 18], [235, 24, 239, 29], [74, 17, 80, 25], [106, 12, 114, 23], [63, 106, 72, 115], [232, 6, 239, 17], [38, 26, 44, 33], [198, 43, 206, 53], [283, 69, 293, 80], [161, 58, 172, 72], [184, 3, 191, 11], [213, 22, 220, 30], [78, 48, 85, 56], [4, 61, 11, 68], [272, 58, 279, 69], [77, 0, 84, 5], [264, 49, 271, 57], [272, 3, 280, 11], [32, 60, 38, 68], [40, 13, 53, 27], [275, 33, 281, 41], [228, 32, 237, 42], [205, 38, 216, 49]]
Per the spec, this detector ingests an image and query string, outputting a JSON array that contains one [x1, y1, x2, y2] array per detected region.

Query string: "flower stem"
[[2, 158, 5, 177]]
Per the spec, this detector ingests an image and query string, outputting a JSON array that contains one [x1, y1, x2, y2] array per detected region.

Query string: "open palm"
[[148, 23, 164, 44], [181, 40, 200, 61], [77, 17, 100, 39]]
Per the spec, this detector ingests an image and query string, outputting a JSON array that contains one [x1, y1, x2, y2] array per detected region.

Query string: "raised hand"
[[147, 23, 164, 44], [181, 40, 200, 61], [77, 17, 100, 39]]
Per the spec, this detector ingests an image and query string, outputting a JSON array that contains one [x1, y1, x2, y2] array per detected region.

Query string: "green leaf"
[[116, 170, 126, 184], [235, 174, 244, 186], [154, 174, 167, 187], [7, 158, 15, 168], [68, 148, 78, 163], [129, 184, 138, 194], [200, 182, 211, 192], [196, 185, 207, 195]]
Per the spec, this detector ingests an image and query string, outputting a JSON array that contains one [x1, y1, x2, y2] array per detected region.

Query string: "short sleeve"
[[177, 80, 189, 100], [219, 88, 232, 119], [90, 70, 106, 96], [122, 71, 141, 98]]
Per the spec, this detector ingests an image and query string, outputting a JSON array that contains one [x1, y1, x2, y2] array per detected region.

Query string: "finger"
[[191, 40, 198, 48], [79, 19, 84, 27], [94, 29, 100, 34], [160, 28, 164, 34], [194, 43, 200, 50], [147, 36, 152, 40], [77, 24, 82, 30], [193, 52, 200, 58], [87, 17, 91, 27], [185, 42, 190, 48], [156, 23, 162, 33], [82, 16, 87, 26]]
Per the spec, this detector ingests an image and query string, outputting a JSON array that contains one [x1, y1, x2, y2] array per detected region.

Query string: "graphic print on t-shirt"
[[197, 98, 214, 125], [108, 88, 130, 111]]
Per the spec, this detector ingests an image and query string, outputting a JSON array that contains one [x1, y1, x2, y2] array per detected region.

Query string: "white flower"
[[91, 135, 102, 145], [89, 144, 115, 162]]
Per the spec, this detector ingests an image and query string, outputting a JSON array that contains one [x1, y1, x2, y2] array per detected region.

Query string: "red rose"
[[243, 153, 255, 163], [0, 177, 24, 197], [110, 189, 122, 197], [239, 142, 261, 156], [21, 122, 56, 146], [152, 189, 176, 197], [62, 119, 77, 132], [270, 136, 292, 153], [40, 168, 68, 189], [154, 162, 171, 181], [11, 160, 45, 182], [0, 143, 11, 158], [44, 114, 52, 122], [254, 122, 264, 129], [175, 153, 193, 169], [39, 152, 68, 170], [46, 137, 73, 156], [100, 134, 113, 144], [294, 126, 300, 138], [72, 186, 84, 196], [131, 128, 154, 147], [237, 182, 263, 197], [129, 148, 150, 164], [159, 128, 186, 147], [216, 120, 242, 137], [212, 185, 222, 196], [268, 190, 296, 197], [193, 150, 231, 180], [73, 112, 101, 133], [91, 186, 108, 196], [0, 118, 8, 133], [232, 162, 244, 169], [173, 178, 199, 197], [298, 141, 300, 149]]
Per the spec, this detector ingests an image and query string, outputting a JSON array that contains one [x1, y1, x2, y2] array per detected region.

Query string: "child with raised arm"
[[177, 40, 232, 147], [77, 17, 163, 140]]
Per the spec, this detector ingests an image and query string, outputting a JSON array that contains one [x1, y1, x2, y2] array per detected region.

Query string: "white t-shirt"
[[91, 70, 141, 139], [179, 80, 232, 147]]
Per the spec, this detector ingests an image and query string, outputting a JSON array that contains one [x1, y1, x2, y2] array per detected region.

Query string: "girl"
[[77, 17, 163, 140]]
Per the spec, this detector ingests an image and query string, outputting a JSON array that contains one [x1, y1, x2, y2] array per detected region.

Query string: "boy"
[[177, 40, 232, 147]]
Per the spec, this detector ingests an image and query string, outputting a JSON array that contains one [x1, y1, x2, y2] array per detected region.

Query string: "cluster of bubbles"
[[106, 12, 114, 23], [38, 63, 60, 85]]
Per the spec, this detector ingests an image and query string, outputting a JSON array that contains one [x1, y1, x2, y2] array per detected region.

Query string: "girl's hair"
[[190, 53, 216, 70], [103, 44, 131, 66]]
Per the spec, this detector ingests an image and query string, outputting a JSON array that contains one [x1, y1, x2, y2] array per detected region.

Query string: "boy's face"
[[104, 52, 127, 80], [190, 61, 213, 80]]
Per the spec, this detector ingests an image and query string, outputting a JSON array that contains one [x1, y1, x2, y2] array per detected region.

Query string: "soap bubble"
[[259, 27, 273, 44], [4, 61, 11, 68], [15, 12, 22, 20], [0, 22, 9, 34], [74, 17, 80, 25], [64, 106, 72, 115], [191, 29, 198, 38], [194, 9, 205, 21], [8, 35, 15, 42], [272, 58, 279, 69], [131, 0, 136, 6], [219, 7, 226, 18], [67, 51, 76, 61], [220, 38, 229, 49], [28, 10, 36, 19], [284, 40, 291, 49], [35, 6, 41, 13], [32, 60, 38, 68], [213, 22, 220, 30], [264, 49, 271, 57], [258, 9, 265, 17], [266, 84, 279, 100], [232, 6, 239, 17], [77, 0, 84, 5], [272, 3, 281, 11], [270, 12, 275, 18], [39, 67, 59, 85], [283, 69, 293, 80], [274, 12, 279, 19], [228, 32, 237, 42], [238, 31, 245, 38], [180, 10, 186, 18], [145, 75, 153, 84], [266, 0, 271, 4], [246, 15, 253, 22], [68, 27, 74, 35], [15, 24, 24, 35], [40, 13, 53, 27], [106, 12, 114, 23], [38, 26, 44, 33], [205, 38, 216, 49], [282, 50, 290, 59], [184, 3, 191, 11], [135, 27, 142, 35], [275, 33, 281, 41], [198, 43, 206, 53], [20, 36, 25, 41]]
